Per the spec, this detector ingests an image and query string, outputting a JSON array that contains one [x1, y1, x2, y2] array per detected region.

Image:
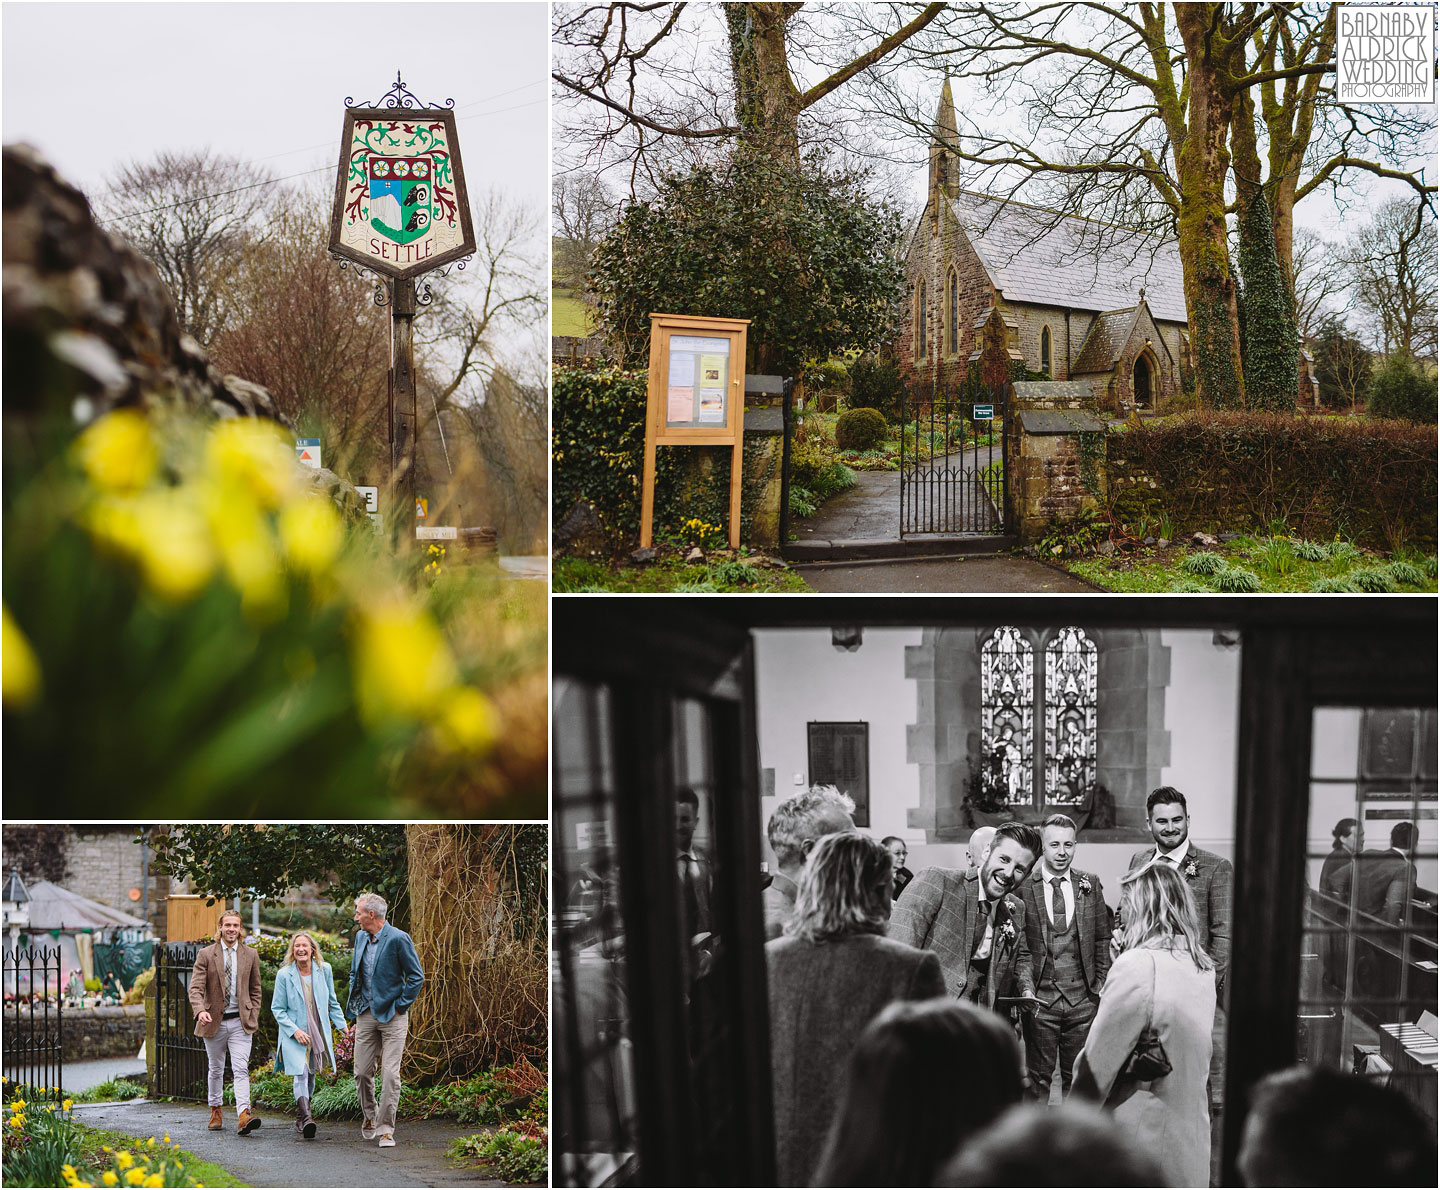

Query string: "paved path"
[[61, 1057, 147, 1093], [796, 554, 1097, 592], [498, 556, 547, 581], [72, 1099, 506, 1188]]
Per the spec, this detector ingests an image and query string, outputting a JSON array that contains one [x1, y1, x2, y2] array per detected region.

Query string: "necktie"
[[680, 854, 700, 939], [224, 947, 234, 1006], [1052, 876, 1067, 931]]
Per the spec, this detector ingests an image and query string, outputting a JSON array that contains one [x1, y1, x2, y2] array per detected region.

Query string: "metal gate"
[[2, 945, 63, 1096], [154, 942, 206, 1100], [899, 381, 1008, 536]]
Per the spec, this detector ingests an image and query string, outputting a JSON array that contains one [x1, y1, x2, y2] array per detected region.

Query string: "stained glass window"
[[980, 627, 1034, 804], [1044, 627, 1098, 805]]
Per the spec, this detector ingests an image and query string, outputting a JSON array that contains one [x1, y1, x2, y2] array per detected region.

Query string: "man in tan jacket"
[[189, 908, 263, 1134]]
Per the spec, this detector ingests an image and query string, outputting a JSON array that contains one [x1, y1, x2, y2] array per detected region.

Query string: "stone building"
[[903, 81, 1190, 412]]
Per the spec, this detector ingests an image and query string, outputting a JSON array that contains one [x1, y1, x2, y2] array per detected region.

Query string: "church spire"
[[930, 77, 959, 202]]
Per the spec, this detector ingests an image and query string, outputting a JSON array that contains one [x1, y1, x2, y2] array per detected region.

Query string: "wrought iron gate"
[[899, 382, 1008, 536], [154, 942, 206, 1100], [2, 945, 63, 1096]]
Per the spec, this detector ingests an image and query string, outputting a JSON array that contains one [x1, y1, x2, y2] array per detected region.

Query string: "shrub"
[[835, 408, 888, 451], [449, 1128, 548, 1184], [1386, 560, 1425, 587], [552, 367, 774, 551], [1181, 552, 1226, 576], [1168, 579, 1209, 593], [1367, 353, 1437, 424], [1214, 567, 1263, 592], [1351, 566, 1398, 593], [1424, 556, 1439, 578], [1291, 539, 1328, 562], [708, 561, 757, 587], [1107, 411, 1437, 552], [1309, 576, 1360, 593], [847, 352, 904, 420], [71, 1078, 145, 1104]]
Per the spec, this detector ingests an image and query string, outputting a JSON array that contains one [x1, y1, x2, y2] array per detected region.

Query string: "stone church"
[[903, 81, 1190, 411]]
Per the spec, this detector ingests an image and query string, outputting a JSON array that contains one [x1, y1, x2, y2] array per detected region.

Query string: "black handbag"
[[1120, 952, 1172, 1080]]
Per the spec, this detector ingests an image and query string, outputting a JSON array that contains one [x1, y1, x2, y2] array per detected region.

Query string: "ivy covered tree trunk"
[[726, 3, 803, 167], [1174, 4, 1246, 410], [1232, 88, 1299, 411]]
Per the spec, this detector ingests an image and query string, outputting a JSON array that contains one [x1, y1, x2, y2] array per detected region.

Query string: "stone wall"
[[62, 1005, 147, 1061]]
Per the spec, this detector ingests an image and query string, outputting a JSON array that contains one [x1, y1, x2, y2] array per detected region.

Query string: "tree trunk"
[[727, 3, 803, 166], [1175, 4, 1246, 409]]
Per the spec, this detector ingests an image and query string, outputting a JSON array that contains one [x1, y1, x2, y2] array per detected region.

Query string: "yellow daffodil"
[[102, 1173, 119, 1187], [125, 1168, 146, 1186], [76, 408, 158, 493], [162, 1133, 169, 1144], [351, 601, 457, 724], [142, 1174, 163, 1188], [63, 1098, 73, 1112], [61, 1165, 77, 1180], [200, 486, 285, 619], [278, 495, 344, 575], [12, 1099, 25, 1110], [0, 607, 40, 704], [116, 1150, 134, 1170], [128, 491, 217, 602], [433, 685, 496, 755], [146, 1136, 155, 1147], [204, 418, 301, 510]]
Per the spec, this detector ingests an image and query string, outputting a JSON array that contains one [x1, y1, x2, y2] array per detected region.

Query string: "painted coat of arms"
[[329, 104, 475, 280]]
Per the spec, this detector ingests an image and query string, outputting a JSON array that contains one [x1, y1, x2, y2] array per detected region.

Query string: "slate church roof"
[[947, 190, 1188, 323]]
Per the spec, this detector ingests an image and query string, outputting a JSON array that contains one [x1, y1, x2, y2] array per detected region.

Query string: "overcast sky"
[[4, 1, 549, 359]]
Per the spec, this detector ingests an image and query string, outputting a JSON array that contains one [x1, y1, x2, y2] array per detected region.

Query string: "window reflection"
[[1300, 708, 1437, 1126]]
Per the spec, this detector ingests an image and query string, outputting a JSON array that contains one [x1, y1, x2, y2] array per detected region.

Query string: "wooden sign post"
[[640, 313, 750, 550]]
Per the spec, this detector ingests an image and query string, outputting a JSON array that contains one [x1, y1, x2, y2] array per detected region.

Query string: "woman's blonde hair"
[[281, 931, 326, 970], [788, 832, 892, 943], [1118, 861, 1214, 971]]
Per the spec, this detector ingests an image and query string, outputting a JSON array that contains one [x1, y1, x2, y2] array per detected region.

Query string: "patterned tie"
[[1052, 876, 1067, 932], [224, 947, 233, 1007]]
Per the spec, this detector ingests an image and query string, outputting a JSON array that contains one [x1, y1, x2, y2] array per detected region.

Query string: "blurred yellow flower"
[[63, 1098, 73, 1112], [61, 1166, 77, 1180], [278, 496, 343, 575], [142, 1175, 163, 1188], [162, 1133, 169, 1144], [101, 1174, 118, 1187], [76, 409, 157, 493], [352, 602, 457, 724], [124, 1169, 146, 1186], [11, 1099, 25, 1110], [116, 1151, 134, 1170], [204, 418, 300, 510], [145, 1136, 155, 1147], [2, 606, 41, 709], [83, 493, 216, 603], [201, 489, 285, 619], [434, 686, 496, 755]]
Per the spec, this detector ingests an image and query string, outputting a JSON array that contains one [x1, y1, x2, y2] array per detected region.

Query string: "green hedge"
[[551, 366, 774, 553], [1107, 412, 1437, 551]]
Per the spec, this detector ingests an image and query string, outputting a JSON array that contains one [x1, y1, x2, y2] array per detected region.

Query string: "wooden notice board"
[[641, 313, 750, 550]]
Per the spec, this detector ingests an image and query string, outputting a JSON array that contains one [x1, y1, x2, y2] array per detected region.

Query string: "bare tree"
[[100, 149, 275, 350], [552, 172, 620, 292], [455, 353, 549, 553], [1291, 228, 1347, 341], [1341, 198, 1438, 360]]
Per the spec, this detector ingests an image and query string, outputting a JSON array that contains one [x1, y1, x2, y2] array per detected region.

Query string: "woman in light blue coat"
[[271, 931, 350, 1138]]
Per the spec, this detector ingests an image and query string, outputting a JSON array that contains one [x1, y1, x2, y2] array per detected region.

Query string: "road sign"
[[973, 404, 995, 421], [354, 485, 379, 514], [296, 438, 322, 469], [416, 525, 458, 541], [415, 497, 428, 520]]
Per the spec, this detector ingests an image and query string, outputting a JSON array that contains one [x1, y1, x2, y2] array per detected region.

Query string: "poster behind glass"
[[665, 336, 730, 430]]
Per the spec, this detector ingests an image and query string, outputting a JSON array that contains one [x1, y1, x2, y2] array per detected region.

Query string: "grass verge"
[[554, 555, 810, 593], [74, 1124, 246, 1188]]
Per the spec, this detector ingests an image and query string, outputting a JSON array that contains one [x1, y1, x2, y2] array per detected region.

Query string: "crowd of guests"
[[759, 786, 1435, 1187]]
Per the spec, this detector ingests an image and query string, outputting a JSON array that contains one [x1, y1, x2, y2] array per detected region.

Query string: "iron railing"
[[899, 381, 1008, 536], [2, 945, 63, 1097], [153, 943, 206, 1101]]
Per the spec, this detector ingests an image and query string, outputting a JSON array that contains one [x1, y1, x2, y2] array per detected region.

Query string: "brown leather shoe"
[[208, 1106, 223, 1131], [238, 1107, 261, 1135]]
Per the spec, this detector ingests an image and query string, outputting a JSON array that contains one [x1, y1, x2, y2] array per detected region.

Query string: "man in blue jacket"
[[347, 892, 425, 1148]]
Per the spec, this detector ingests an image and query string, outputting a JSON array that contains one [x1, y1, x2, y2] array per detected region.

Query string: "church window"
[[980, 628, 1034, 804], [948, 272, 959, 355], [918, 280, 928, 359], [1040, 326, 1052, 376], [979, 626, 1099, 811]]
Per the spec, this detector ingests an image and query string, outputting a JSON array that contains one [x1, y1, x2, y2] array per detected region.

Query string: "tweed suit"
[[1018, 866, 1112, 1097], [1125, 846, 1232, 989], [888, 867, 1036, 1005]]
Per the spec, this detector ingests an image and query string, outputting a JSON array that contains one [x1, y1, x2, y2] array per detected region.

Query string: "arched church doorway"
[[1134, 354, 1153, 408]]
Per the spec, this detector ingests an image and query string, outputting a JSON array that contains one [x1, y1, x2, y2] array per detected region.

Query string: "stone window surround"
[[903, 627, 1171, 842]]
